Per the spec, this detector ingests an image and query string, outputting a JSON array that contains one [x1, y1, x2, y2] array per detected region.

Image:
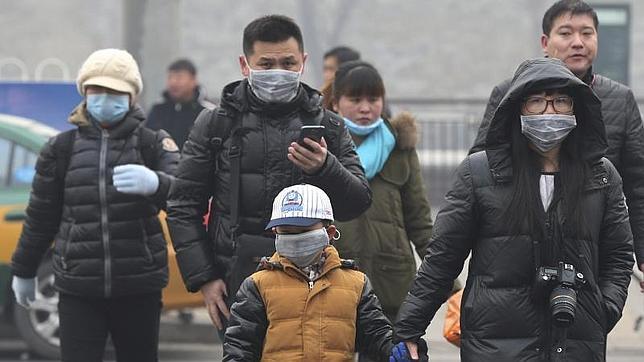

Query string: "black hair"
[[505, 88, 590, 239], [243, 15, 304, 56], [168, 59, 197, 76], [332, 61, 385, 102], [542, 0, 599, 35], [324, 46, 361, 64]]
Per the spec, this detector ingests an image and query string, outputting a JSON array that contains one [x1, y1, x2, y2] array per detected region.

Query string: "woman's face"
[[521, 90, 574, 116], [334, 95, 384, 125]]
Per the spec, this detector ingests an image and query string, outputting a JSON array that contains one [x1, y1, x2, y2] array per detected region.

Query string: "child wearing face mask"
[[223, 184, 397, 361]]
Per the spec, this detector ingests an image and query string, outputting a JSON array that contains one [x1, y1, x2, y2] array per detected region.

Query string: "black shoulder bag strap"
[[228, 115, 244, 250], [54, 129, 77, 183]]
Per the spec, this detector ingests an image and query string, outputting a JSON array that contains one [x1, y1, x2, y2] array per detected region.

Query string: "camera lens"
[[549, 286, 577, 327]]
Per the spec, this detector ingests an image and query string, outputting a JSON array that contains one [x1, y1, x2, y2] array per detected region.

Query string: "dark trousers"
[[58, 291, 162, 362]]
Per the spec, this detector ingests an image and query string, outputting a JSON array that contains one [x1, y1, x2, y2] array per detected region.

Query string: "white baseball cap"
[[265, 184, 334, 230]]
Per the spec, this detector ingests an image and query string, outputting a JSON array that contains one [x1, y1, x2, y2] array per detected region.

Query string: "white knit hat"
[[265, 184, 334, 230], [76, 48, 143, 98]]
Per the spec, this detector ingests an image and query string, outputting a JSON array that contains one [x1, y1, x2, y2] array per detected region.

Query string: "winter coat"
[[146, 87, 216, 150], [11, 104, 179, 297], [167, 80, 371, 294], [223, 246, 393, 361], [335, 112, 433, 319], [394, 58, 634, 362], [470, 67, 644, 268]]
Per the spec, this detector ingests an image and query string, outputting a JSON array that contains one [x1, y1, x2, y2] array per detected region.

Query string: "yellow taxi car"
[[0, 114, 203, 358]]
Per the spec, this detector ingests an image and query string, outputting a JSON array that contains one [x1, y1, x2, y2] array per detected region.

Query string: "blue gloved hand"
[[390, 342, 412, 362], [113, 164, 159, 196], [12, 276, 36, 308]]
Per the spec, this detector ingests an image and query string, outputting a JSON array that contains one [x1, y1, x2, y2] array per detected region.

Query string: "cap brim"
[[265, 217, 322, 230]]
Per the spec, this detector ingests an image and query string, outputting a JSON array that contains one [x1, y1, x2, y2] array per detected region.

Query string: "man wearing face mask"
[[469, 0, 644, 291], [11, 48, 179, 361], [224, 184, 395, 361], [167, 14, 371, 335]]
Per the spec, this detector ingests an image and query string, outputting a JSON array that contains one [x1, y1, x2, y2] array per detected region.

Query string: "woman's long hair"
[[505, 97, 590, 239]]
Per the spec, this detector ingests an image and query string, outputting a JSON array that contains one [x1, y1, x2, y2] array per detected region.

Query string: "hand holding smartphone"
[[297, 125, 325, 150]]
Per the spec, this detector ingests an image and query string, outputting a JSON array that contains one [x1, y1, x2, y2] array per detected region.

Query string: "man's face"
[[541, 12, 598, 77], [166, 70, 197, 102], [322, 56, 338, 85], [239, 37, 306, 76]]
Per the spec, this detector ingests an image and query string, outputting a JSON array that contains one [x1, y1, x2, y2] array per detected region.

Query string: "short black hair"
[[332, 61, 385, 101], [168, 59, 197, 76], [243, 15, 304, 56], [324, 46, 361, 65], [542, 0, 598, 35]]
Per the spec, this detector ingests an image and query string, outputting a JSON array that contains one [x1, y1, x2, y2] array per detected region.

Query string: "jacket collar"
[[266, 245, 342, 279]]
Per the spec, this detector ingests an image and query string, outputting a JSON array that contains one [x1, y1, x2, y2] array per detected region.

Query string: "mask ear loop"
[[332, 229, 341, 241]]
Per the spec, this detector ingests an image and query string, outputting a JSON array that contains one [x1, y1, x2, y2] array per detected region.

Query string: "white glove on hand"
[[12, 276, 36, 308], [113, 164, 159, 196]]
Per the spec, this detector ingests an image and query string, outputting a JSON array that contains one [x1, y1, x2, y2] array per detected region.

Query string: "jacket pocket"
[[60, 221, 75, 271], [370, 251, 415, 314], [139, 219, 154, 264]]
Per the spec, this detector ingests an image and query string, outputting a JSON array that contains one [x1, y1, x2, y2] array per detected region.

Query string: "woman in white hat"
[[11, 48, 179, 362]]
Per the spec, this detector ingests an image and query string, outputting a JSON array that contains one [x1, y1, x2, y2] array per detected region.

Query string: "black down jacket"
[[395, 59, 634, 362], [470, 67, 644, 268], [11, 104, 179, 297], [167, 80, 371, 293]]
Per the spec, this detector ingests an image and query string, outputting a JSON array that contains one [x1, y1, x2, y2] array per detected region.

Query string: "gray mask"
[[275, 228, 329, 268], [248, 67, 301, 103], [520, 114, 577, 153]]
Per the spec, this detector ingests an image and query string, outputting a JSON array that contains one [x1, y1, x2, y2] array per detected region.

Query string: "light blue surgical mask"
[[343, 117, 384, 136], [86, 93, 130, 126], [275, 228, 329, 268]]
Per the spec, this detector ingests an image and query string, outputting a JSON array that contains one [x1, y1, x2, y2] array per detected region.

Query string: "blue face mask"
[[343, 117, 384, 136], [86, 93, 130, 126]]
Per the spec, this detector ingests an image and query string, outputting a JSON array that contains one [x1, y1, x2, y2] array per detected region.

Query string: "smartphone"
[[297, 125, 325, 149]]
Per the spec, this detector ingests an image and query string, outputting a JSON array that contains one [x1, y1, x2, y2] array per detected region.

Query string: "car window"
[[0, 138, 10, 187], [10, 144, 38, 187]]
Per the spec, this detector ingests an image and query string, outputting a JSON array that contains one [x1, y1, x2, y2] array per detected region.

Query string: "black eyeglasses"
[[523, 95, 574, 115]]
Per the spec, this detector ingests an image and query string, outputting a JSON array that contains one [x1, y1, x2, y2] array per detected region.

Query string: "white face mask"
[[520, 114, 577, 152], [275, 228, 329, 268], [247, 63, 302, 103]]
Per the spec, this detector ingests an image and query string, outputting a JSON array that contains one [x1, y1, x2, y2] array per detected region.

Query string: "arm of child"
[[222, 277, 267, 361], [355, 276, 394, 359]]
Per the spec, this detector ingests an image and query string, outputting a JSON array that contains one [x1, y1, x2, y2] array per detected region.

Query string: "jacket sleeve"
[[355, 275, 394, 359], [11, 137, 63, 278], [303, 115, 372, 221], [166, 109, 223, 292], [619, 90, 644, 267], [598, 160, 635, 332], [469, 81, 508, 154], [394, 156, 475, 343], [148, 129, 179, 210], [223, 277, 267, 361], [401, 150, 433, 258]]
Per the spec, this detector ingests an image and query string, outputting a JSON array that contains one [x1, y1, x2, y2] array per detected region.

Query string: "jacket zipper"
[[61, 221, 74, 270], [139, 219, 154, 263], [99, 129, 112, 297]]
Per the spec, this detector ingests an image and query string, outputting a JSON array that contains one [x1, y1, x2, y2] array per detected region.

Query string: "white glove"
[[12, 276, 36, 309], [113, 164, 159, 196]]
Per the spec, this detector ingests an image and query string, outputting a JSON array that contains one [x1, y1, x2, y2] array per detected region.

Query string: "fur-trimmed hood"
[[389, 111, 419, 150]]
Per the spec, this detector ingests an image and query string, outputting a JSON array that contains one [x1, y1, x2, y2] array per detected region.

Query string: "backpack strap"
[[53, 129, 77, 183], [138, 126, 159, 169]]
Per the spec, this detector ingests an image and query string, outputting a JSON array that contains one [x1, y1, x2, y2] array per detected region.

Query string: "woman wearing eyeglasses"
[[391, 58, 634, 362]]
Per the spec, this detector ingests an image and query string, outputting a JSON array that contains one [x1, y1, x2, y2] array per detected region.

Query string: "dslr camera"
[[535, 262, 586, 327]]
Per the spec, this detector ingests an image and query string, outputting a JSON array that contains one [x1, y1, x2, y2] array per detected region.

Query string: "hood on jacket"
[[219, 79, 323, 116], [485, 58, 607, 175], [389, 111, 419, 150]]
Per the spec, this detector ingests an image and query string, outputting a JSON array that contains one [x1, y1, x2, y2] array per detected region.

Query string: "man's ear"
[[540, 34, 550, 56], [301, 52, 308, 73], [239, 55, 250, 77]]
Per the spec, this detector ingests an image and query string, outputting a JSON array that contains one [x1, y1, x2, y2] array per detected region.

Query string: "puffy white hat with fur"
[[76, 48, 143, 99]]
